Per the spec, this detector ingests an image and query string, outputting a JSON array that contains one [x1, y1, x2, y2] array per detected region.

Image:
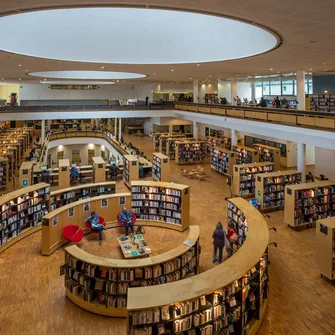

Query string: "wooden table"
[[118, 234, 152, 258]]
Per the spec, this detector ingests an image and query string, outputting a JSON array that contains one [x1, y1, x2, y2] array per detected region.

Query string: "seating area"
[[180, 165, 207, 181]]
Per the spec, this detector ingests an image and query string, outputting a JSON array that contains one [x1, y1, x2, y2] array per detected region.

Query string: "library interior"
[[1, 2, 335, 335]]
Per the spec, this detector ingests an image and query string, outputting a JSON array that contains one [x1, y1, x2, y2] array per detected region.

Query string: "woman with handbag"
[[227, 220, 238, 257], [212, 222, 226, 264]]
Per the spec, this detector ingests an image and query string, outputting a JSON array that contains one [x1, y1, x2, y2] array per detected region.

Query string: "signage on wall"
[[22, 179, 29, 187], [50, 85, 99, 90]]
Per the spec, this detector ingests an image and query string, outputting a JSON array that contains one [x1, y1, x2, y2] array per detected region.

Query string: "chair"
[[62, 224, 84, 243], [117, 211, 137, 227], [84, 216, 106, 233]]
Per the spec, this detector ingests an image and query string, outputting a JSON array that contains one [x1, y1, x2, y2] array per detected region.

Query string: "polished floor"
[[1, 133, 335, 335]]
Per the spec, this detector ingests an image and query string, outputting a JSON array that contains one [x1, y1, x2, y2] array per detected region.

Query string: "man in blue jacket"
[[119, 206, 134, 236], [86, 211, 106, 245]]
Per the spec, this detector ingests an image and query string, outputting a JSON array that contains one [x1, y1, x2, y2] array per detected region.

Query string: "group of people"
[[212, 221, 238, 264], [86, 207, 134, 245]]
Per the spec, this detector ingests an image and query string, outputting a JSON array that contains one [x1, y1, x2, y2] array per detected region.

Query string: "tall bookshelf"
[[255, 170, 301, 211], [62, 226, 200, 317], [316, 217, 335, 280], [309, 94, 335, 112], [127, 197, 270, 335], [131, 181, 190, 231], [123, 155, 139, 188], [49, 182, 116, 211], [210, 147, 236, 177], [0, 158, 8, 189], [153, 133, 177, 152], [233, 145, 259, 165], [175, 140, 207, 165], [233, 162, 275, 197], [92, 157, 106, 183], [253, 144, 281, 170], [166, 137, 186, 160], [152, 153, 170, 182], [160, 135, 186, 155], [0, 183, 50, 252], [284, 181, 335, 229]]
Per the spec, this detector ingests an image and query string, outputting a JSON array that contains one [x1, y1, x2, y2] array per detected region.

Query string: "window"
[[262, 81, 270, 95], [282, 80, 294, 95], [255, 82, 262, 99], [270, 81, 281, 95]]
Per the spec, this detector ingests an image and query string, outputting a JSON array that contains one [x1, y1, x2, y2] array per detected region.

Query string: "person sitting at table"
[[86, 211, 106, 245], [119, 206, 134, 236]]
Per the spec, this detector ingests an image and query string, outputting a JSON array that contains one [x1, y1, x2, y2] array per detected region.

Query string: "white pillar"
[[114, 118, 117, 136], [296, 70, 306, 110], [118, 118, 122, 140], [193, 80, 199, 103], [231, 78, 237, 105], [297, 142, 306, 182], [251, 82, 256, 102], [47, 119, 51, 131], [231, 129, 237, 150], [41, 120, 45, 144], [193, 121, 198, 140], [95, 119, 99, 127]]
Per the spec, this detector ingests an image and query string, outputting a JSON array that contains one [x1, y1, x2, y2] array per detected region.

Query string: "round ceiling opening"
[[0, 8, 278, 64], [29, 71, 147, 80]]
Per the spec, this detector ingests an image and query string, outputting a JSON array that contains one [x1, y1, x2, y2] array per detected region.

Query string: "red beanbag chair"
[[62, 224, 84, 243]]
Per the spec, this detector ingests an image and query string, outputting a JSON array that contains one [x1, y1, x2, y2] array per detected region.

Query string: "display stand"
[[233, 145, 260, 164], [92, 157, 106, 183], [210, 147, 236, 177], [131, 181, 190, 231], [284, 180, 335, 230], [123, 155, 139, 188], [152, 153, 170, 182], [316, 217, 335, 280], [233, 162, 275, 197], [0, 183, 50, 253], [255, 170, 301, 211], [58, 159, 70, 190], [175, 140, 207, 165], [19, 161, 35, 187], [253, 144, 281, 170], [127, 197, 269, 335]]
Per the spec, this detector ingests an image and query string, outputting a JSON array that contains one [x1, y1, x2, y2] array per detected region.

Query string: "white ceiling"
[[0, 0, 334, 84]]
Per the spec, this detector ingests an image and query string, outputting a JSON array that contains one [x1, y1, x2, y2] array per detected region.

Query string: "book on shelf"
[[176, 141, 207, 165]]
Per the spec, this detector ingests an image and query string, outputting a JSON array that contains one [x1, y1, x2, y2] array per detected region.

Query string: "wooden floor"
[[1, 133, 335, 335]]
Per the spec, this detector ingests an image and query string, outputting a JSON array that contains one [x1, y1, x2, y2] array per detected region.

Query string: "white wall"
[[198, 83, 217, 103], [153, 83, 193, 93], [315, 147, 335, 180], [218, 82, 231, 103], [143, 117, 193, 136], [237, 83, 251, 101]]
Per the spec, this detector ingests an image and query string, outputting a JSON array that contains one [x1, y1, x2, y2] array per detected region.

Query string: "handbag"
[[136, 225, 145, 235], [229, 232, 238, 243]]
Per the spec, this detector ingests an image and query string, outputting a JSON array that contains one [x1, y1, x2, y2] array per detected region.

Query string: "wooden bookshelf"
[[255, 170, 301, 211], [253, 144, 281, 170], [233, 145, 259, 165], [152, 153, 170, 182], [0, 158, 8, 189], [160, 134, 186, 155], [153, 132, 177, 152], [127, 197, 269, 335], [42, 193, 131, 256], [123, 155, 139, 189], [62, 226, 200, 317], [19, 161, 35, 187], [284, 181, 335, 229], [0, 183, 50, 253], [210, 147, 236, 177], [206, 135, 239, 152], [233, 162, 275, 197], [316, 217, 335, 280], [1, 150, 14, 180], [92, 157, 106, 183], [58, 159, 70, 190], [49, 182, 116, 211], [131, 181, 190, 232], [175, 140, 207, 165], [166, 137, 186, 160]]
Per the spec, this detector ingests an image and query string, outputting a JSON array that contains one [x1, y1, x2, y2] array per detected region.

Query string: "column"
[[251, 82, 256, 102], [193, 80, 199, 103], [193, 121, 198, 140], [297, 142, 306, 182], [118, 118, 122, 140], [231, 78, 237, 105], [95, 119, 99, 127], [296, 70, 306, 110], [41, 120, 45, 144], [231, 129, 237, 150], [47, 119, 51, 131], [114, 118, 117, 136]]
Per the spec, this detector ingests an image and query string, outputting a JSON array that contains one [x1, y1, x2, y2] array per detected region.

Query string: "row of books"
[[132, 187, 181, 197]]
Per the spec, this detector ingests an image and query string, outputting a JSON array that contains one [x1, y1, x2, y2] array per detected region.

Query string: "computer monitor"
[[267, 100, 273, 105], [290, 101, 297, 107], [71, 164, 77, 168], [41, 165, 48, 171]]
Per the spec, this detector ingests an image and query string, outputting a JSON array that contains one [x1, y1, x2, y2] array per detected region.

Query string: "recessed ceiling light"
[[323, 62, 327, 65], [44, 78, 47, 81], [270, 68, 273, 71], [171, 69, 174, 71], [18, 64, 21, 67], [1, 78, 3, 80], [101, 66, 104, 69], [324, 70, 328, 72], [18, 78, 21, 80], [153, 73, 156, 75], [197, 64, 200, 66], [276, 71, 280, 74], [25, 69, 28, 72], [190, 77, 192, 79], [309, 68, 312, 70], [209, 75, 211, 77]]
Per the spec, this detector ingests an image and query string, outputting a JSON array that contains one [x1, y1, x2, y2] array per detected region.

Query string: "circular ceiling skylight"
[[0, 8, 278, 64], [29, 71, 146, 80]]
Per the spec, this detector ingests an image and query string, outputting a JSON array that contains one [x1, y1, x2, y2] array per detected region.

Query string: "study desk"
[[118, 234, 152, 258]]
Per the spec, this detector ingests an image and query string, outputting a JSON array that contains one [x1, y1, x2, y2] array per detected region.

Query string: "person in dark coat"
[[212, 222, 227, 264]]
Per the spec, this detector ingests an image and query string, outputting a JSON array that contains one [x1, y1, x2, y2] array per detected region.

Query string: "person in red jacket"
[[226, 221, 238, 257]]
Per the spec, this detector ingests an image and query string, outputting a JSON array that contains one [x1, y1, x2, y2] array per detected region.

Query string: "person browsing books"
[[212, 222, 227, 264], [86, 211, 106, 245], [226, 220, 238, 257], [119, 206, 134, 236]]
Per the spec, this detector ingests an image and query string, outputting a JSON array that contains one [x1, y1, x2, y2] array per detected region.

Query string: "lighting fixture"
[[101, 66, 104, 69], [171, 69, 174, 72], [270, 68, 273, 71], [18, 64, 21, 67], [18, 78, 21, 80], [323, 62, 327, 65], [309, 68, 312, 70], [197, 64, 200, 66], [324, 90, 328, 93]]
